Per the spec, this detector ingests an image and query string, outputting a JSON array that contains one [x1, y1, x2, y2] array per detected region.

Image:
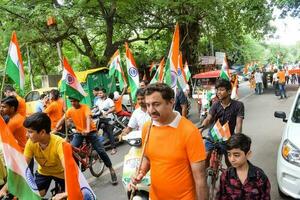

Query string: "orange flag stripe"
[[63, 142, 83, 200]]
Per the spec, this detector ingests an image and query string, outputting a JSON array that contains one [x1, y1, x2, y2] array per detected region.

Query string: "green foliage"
[[0, 0, 276, 94]]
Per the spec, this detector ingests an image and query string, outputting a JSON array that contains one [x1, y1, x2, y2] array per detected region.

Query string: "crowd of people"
[[0, 78, 273, 200]]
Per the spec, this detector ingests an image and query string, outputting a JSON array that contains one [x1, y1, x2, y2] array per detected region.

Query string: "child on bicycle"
[[217, 133, 271, 200]]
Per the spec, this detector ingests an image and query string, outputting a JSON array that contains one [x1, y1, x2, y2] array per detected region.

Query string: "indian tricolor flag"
[[164, 23, 179, 91], [0, 117, 41, 200], [231, 77, 239, 100], [177, 52, 188, 90], [5, 31, 25, 90], [109, 50, 127, 90], [63, 142, 96, 200], [210, 120, 231, 142], [220, 54, 230, 81], [60, 57, 87, 101], [184, 61, 191, 82], [149, 62, 157, 76], [150, 58, 165, 84], [125, 42, 139, 101]]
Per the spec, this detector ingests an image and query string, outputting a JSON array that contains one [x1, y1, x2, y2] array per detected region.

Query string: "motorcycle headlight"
[[282, 139, 300, 167]]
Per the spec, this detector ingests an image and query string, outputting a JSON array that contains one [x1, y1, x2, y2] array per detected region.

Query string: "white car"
[[274, 87, 300, 199]]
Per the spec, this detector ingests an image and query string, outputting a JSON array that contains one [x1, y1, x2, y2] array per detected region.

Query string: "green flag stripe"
[[7, 169, 41, 200], [6, 56, 20, 86], [60, 81, 85, 101]]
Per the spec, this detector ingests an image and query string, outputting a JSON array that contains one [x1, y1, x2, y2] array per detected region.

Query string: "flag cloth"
[[177, 52, 188, 90], [220, 54, 230, 81], [150, 58, 165, 84], [149, 62, 156, 76], [108, 50, 127, 90], [231, 77, 239, 100], [164, 23, 179, 91], [5, 31, 25, 90], [63, 142, 96, 200], [60, 57, 87, 101], [184, 61, 191, 82], [210, 120, 231, 142], [125, 42, 139, 101], [0, 117, 41, 200]]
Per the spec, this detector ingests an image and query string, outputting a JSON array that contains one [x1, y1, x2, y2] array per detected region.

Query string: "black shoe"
[[81, 164, 87, 172], [110, 171, 118, 185]]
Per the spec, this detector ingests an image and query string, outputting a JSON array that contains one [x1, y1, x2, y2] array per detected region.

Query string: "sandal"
[[111, 148, 117, 155]]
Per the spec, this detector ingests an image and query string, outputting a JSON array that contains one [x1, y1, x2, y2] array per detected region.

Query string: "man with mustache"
[[129, 83, 208, 200]]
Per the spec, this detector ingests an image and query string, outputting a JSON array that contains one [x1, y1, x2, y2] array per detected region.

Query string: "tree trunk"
[[180, 22, 200, 67], [80, 34, 100, 68]]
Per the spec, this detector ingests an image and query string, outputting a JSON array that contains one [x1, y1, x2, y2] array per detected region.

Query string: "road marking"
[[88, 161, 124, 184]]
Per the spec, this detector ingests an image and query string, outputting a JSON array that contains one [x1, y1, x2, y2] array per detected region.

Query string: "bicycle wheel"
[[89, 150, 105, 177], [207, 173, 217, 200]]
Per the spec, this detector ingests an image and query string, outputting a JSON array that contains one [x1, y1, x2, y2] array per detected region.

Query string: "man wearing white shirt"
[[121, 88, 150, 136], [272, 69, 279, 96], [254, 68, 263, 95], [95, 88, 117, 155]]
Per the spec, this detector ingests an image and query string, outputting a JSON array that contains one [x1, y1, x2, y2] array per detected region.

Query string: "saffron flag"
[[0, 117, 41, 200], [164, 23, 179, 91], [5, 31, 25, 90], [149, 62, 156, 76], [63, 142, 96, 200], [125, 42, 139, 101], [220, 54, 230, 81], [231, 77, 239, 100], [184, 61, 191, 82], [210, 120, 231, 142], [150, 58, 165, 84], [108, 50, 127, 90], [60, 57, 87, 101]]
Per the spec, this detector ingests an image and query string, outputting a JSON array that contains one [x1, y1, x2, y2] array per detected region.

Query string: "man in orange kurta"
[[3, 85, 26, 116], [44, 89, 64, 130], [130, 83, 208, 200]]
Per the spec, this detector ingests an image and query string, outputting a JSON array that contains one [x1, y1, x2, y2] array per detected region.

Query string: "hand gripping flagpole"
[[129, 119, 153, 200]]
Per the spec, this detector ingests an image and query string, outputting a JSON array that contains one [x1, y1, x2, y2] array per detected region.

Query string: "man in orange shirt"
[[3, 85, 26, 116], [277, 68, 287, 99], [44, 89, 64, 130], [55, 97, 118, 185], [130, 83, 208, 200], [0, 96, 27, 151]]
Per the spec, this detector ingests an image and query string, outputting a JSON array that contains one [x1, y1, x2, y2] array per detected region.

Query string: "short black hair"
[[108, 93, 114, 99], [136, 88, 145, 97], [40, 93, 47, 100], [216, 79, 232, 91], [140, 80, 149, 85], [4, 85, 15, 92], [93, 87, 100, 91], [226, 133, 251, 154], [50, 89, 60, 100], [99, 88, 106, 93], [1, 96, 19, 111], [68, 96, 80, 102], [23, 112, 51, 134], [144, 83, 174, 101]]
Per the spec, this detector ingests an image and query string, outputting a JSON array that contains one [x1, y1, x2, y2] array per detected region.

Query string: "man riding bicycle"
[[200, 79, 244, 166], [55, 97, 118, 185], [0, 113, 65, 198]]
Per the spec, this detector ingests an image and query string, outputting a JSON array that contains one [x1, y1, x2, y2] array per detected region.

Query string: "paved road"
[[88, 82, 299, 200]]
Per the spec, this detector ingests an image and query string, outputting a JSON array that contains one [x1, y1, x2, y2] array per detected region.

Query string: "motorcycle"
[[122, 131, 150, 200], [91, 107, 128, 150]]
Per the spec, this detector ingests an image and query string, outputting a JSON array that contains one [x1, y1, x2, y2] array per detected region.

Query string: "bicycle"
[[57, 130, 105, 177], [72, 137, 105, 177], [203, 136, 226, 200]]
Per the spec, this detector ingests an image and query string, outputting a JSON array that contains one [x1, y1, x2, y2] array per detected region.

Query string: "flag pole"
[[63, 91, 69, 140], [0, 67, 7, 100], [129, 119, 153, 200]]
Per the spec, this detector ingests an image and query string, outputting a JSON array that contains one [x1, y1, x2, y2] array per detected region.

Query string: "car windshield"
[[292, 95, 300, 123]]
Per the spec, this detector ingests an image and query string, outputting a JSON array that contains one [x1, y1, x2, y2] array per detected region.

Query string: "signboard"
[[215, 52, 225, 65], [200, 56, 216, 65]]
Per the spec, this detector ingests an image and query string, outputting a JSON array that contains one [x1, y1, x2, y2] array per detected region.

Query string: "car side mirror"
[[274, 111, 287, 123]]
